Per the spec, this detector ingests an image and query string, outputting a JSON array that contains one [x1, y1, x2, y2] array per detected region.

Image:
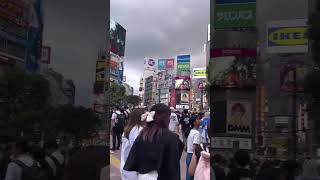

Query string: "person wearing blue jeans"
[[185, 114, 202, 180]]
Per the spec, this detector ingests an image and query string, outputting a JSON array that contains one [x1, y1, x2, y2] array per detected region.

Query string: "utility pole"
[[292, 66, 297, 159]]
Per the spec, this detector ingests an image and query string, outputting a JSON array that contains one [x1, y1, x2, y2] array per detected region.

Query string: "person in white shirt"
[[120, 108, 146, 180], [169, 107, 180, 134], [186, 114, 201, 180], [4, 141, 36, 180]]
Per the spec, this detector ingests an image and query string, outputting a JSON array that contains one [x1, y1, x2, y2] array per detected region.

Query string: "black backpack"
[[13, 160, 49, 180], [49, 155, 64, 180], [116, 113, 126, 128]]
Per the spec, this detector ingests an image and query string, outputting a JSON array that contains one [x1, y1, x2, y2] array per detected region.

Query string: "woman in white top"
[[120, 108, 146, 180]]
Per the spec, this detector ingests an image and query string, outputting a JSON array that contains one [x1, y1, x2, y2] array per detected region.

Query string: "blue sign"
[[158, 59, 166, 70], [177, 55, 191, 63], [25, 0, 44, 73], [216, 0, 256, 4]]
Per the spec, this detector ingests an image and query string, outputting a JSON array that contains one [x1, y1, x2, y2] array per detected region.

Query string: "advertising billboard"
[[144, 58, 156, 71], [110, 19, 126, 57], [193, 68, 207, 79], [280, 60, 305, 92], [175, 76, 191, 90], [177, 55, 190, 72], [227, 101, 252, 135], [214, 2, 256, 29], [211, 56, 256, 88], [267, 19, 308, 53], [166, 58, 174, 69], [158, 59, 166, 70]]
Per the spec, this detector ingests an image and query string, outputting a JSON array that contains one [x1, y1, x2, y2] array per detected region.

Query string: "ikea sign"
[[267, 19, 308, 54]]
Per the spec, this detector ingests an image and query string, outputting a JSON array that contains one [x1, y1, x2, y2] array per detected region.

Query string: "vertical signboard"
[[177, 55, 191, 72], [166, 58, 175, 69], [158, 59, 166, 70]]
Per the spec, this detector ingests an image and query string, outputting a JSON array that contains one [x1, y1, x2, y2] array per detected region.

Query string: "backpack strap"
[[49, 155, 62, 167]]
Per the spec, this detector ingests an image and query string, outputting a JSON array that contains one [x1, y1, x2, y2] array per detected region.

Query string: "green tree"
[[0, 69, 50, 139], [108, 83, 126, 107], [125, 95, 141, 108], [47, 105, 100, 142]]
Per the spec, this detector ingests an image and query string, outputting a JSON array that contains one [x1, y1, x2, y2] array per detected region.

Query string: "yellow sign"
[[193, 68, 206, 79], [268, 27, 308, 46], [96, 61, 105, 82]]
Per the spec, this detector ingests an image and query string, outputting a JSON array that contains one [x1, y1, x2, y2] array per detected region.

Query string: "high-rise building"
[[0, 0, 44, 73]]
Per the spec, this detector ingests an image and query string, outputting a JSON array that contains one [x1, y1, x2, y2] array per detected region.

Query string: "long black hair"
[[140, 104, 171, 142]]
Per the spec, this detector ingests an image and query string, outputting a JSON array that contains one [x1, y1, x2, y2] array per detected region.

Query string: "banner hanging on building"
[[214, 2, 256, 30], [267, 19, 308, 53], [177, 55, 190, 72], [227, 101, 252, 135]]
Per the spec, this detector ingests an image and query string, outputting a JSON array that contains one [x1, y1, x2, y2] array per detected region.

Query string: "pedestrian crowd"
[[113, 103, 210, 180], [0, 139, 107, 180], [114, 103, 320, 180]]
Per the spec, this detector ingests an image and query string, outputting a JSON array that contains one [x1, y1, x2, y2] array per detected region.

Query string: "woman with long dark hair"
[[120, 108, 146, 180], [124, 104, 184, 180]]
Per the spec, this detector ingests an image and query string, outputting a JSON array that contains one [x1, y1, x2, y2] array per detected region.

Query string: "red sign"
[[41, 46, 51, 64], [170, 89, 176, 108], [166, 59, 174, 69], [211, 48, 257, 57], [0, 0, 28, 27], [110, 60, 118, 70]]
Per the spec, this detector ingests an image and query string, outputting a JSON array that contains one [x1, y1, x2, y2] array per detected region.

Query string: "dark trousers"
[[112, 126, 123, 149]]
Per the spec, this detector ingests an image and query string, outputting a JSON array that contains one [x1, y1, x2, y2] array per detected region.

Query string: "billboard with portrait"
[[175, 76, 191, 90], [110, 19, 126, 57], [227, 101, 252, 135], [180, 92, 189, 104]]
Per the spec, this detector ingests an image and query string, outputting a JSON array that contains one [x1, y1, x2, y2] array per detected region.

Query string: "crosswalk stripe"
[[110, 154, 121, 169]]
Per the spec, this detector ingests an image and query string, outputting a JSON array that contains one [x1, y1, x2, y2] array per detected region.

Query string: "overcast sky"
[[43, 0, 209, 107]]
